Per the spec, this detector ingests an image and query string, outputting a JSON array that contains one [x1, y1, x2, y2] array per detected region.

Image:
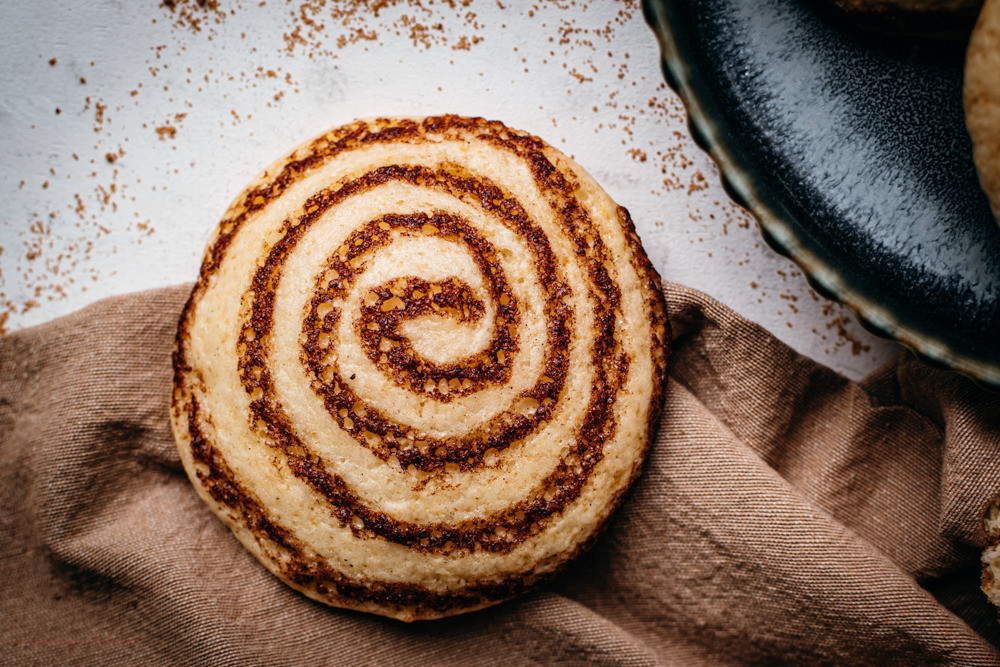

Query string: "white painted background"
[[0, 0, 901, 378]]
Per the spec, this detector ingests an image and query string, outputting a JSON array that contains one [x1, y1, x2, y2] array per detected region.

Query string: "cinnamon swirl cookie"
[[170, 115, 670, 621]]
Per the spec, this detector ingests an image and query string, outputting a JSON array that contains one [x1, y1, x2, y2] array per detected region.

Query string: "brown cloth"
[[3, 282, 1000, 666]]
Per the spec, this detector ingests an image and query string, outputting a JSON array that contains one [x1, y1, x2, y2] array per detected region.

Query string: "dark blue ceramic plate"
[[643, 0, 1000, 388]]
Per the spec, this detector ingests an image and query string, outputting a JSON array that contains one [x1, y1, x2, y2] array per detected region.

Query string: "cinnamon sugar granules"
[[0, 0, 885, 372]]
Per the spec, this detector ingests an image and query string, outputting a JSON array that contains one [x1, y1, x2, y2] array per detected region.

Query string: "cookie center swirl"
[[299, 208, 568, 471], [355, 274, 493, 390], [307, 212, 518, 402]]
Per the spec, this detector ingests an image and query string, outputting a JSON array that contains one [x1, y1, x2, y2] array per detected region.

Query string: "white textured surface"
[[0, 0, 900, 378]]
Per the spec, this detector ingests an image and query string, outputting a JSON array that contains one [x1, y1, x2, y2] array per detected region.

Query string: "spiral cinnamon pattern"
[[171, 115, 670, 621]]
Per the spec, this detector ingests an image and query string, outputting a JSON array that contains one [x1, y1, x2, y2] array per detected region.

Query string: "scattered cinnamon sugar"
[[821, 303, 872, 356], [686, 170, 708, 194], [3, 0, 878, 370], [283, 0, 485, 57], [1, 0, 709, 335]]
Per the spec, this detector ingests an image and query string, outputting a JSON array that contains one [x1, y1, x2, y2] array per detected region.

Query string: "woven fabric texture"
[[2, 282, 999, 666]]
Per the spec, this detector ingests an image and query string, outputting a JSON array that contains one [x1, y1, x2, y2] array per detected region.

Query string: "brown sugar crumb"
[[155, 113, 187, 140], [156, 125, 177, 140], [451, 35, 481, 51], [814, 301, 872, 356], [825, 311, 871, 355], [687, 170, 708, 194], [91, 99, 108, 133]]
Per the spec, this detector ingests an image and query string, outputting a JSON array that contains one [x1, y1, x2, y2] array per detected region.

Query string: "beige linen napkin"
[[2, 282, 999, 665]]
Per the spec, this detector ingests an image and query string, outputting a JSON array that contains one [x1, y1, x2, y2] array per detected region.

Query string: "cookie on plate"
[[170, 115, 670, 621], [965, 0, 1000, 225]]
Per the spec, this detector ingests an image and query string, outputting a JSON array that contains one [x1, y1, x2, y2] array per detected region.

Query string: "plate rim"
[[641, 0, 1000, 390]]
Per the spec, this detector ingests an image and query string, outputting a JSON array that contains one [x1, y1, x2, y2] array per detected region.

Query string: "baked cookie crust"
[[966, 0, 1000, 225], [170, 115, 670, 621]]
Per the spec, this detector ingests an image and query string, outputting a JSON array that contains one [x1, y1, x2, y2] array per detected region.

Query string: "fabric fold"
[[2, 282, 999, 665]]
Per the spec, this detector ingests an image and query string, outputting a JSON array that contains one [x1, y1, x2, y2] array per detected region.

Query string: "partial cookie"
[[170, 115, 670, 621], [966, 0, 1000, 225], [982, 495, 1000, 612]]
